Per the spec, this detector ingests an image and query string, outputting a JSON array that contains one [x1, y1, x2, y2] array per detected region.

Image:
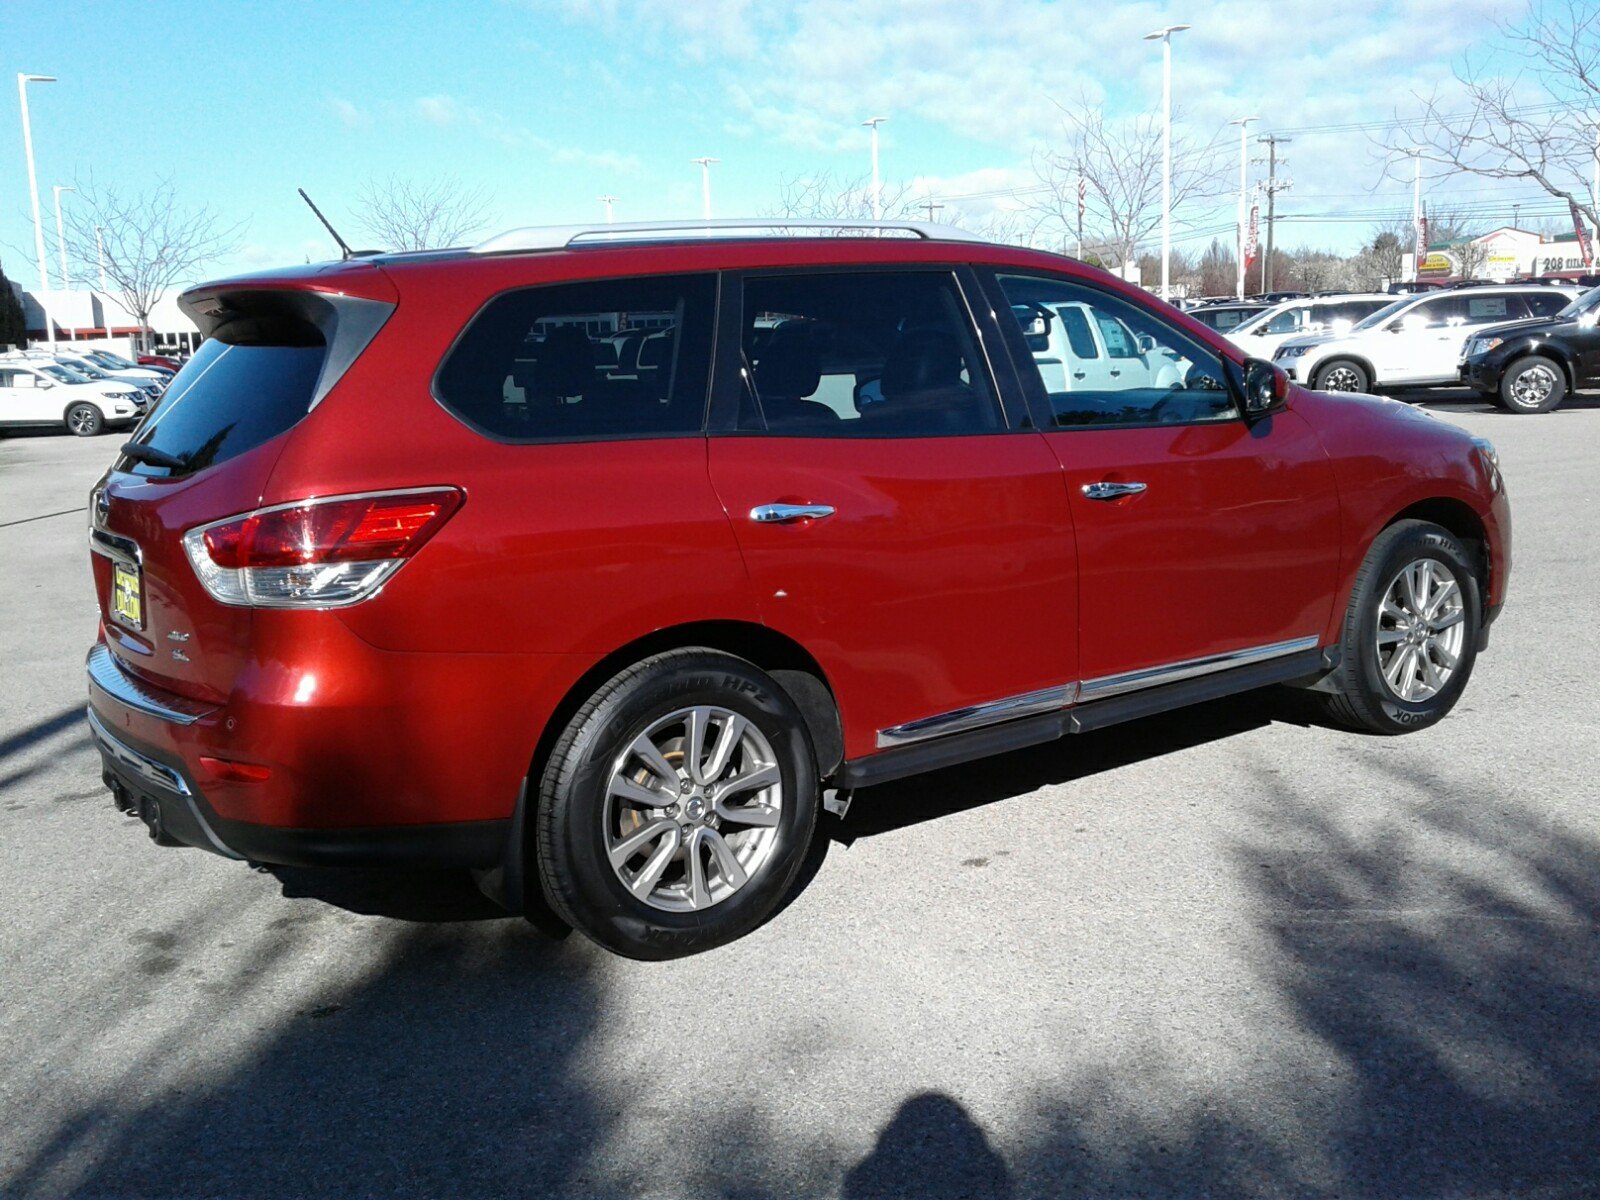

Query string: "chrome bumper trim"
[[86, 706, 191, 797], [876, 684, 1078, 749], [86, 643, 218, 726]]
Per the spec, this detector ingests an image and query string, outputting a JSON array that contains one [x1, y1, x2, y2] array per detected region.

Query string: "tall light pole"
[[1229, 116, 1257, 299], [1143, 25, 1190, 300], [18, 72, 58, 346], [53, 184, 75, 289], [692, 157, 719, 220], [598, 194, 617, 224], [862, 116, 888, 220]]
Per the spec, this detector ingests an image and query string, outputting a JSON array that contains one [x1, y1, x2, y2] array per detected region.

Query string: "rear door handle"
[[1081, 481, 1147, 500], [750, 503, 836, 524]]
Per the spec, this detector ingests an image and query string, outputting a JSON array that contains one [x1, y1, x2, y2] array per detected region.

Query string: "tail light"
[[182, 488, 462, 608]]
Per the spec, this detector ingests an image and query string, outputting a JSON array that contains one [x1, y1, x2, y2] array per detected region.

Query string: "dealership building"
[[6, 283, 201, 356]]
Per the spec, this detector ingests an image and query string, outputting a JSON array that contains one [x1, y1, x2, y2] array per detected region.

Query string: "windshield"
[[39, 364, 90, 384], [1232, 303, 1287, 335], [1557, 285, 1600, 320], [1350, 297, 1413, 332], [61, 359, 111, 379], [89, 350, 138, 369]]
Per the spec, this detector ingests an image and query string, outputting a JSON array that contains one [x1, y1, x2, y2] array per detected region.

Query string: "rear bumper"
[[87, 705, 509, 869]]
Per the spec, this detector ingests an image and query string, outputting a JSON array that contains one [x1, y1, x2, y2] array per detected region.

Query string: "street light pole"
[[1143, 26, 1190, 301], [1411, 149, 1423, 283], [862, 116, 888, 220], [1229, 116, 1257, 299], [53, 184, 75, 289], [598, 195, 617, 224], [692, 157, 719, 221], [18, 72, 58, 347]]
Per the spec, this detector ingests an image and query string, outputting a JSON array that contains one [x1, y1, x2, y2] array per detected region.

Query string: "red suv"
[[86, 220, 1509, 958]]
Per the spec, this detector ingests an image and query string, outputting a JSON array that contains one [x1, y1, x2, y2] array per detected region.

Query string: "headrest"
[[882, 329, 964, 398], [754, 335, 822, 399], [637, 330, 675, 370], [538, 325, 595, 396]]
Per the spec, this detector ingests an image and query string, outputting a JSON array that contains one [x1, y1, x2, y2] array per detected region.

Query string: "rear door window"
[[434, 274, 716, 441], [1525, 291, 1571, 317], [1466, 294, 1524, 323]]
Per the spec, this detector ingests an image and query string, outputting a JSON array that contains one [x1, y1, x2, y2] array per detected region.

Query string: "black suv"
[[1461, 285, 1600, 413]]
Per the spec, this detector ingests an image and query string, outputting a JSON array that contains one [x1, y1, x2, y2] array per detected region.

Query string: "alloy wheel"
[[1509, 363, 1557, 408], [1321, 365, 1363, 392], [604, 705, 783, 912], [69, 407, 98, 434], [1375, 558, 1466, 702]]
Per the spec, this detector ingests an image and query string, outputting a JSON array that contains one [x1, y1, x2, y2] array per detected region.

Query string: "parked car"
[[1460, 284, 1600, 412], [86, 218, 1509, 959], [0, 358, 144, 435], [75, 349, 173, 388], [137, 353, 186, 373], [44, 353, 163, 402], [1186, 301, 1271, 334], [1274, 283, 1579, 392], [1227, 294, 1394, 359]]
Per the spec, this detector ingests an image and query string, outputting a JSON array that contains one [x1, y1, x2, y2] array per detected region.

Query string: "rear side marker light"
[[183, 488, 462, 608], [199, 756, 273, 783]]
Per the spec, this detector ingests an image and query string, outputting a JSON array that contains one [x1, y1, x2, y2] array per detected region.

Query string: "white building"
[[7, 283, 201, 356]]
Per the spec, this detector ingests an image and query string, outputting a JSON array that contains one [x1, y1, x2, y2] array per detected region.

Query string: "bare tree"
[[1026, 97, 1229, 268], [352, 175, 491, 251], [771, 172, 925, 228], [1380, 0, 1599, 237], [61, 178, 244, 349]]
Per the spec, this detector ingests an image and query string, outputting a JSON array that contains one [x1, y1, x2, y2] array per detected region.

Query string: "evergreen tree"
[[0, 259, 26, 349]]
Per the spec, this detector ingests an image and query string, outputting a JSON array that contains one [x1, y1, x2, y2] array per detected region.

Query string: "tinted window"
[[1525, 291, 1570, 317], [1408, 297, 1467, 328], [1060, 307, 1098, 358], [1264, 308, 1304, 334], [997, 274, 1237, 428], [435, 274, 715, 441], [740, 272, 1002, 436], [1194, 307, 1256, 332], [122, 339, 325, 478]]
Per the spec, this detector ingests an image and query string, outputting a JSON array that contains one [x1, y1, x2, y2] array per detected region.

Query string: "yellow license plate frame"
[[111, 563, 143, 629]]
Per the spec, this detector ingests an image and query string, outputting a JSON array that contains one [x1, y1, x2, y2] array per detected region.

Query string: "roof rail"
[[470, 218, 989, 255]]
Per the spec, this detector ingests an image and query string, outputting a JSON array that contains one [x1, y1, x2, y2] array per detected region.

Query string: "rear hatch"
[[90, 270, 395, 702]]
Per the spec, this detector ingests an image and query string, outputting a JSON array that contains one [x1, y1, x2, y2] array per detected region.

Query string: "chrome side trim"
[[86, 644, 218, 726], [1077, 636, 1321, 702], [876, 684, 1079, 749], [872, 636, 1323, 749], [85, 706, 191, 797]]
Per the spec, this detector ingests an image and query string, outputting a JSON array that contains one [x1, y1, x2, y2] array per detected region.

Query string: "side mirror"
[[1135, 333, 1158, 354], [1240, 357, 1288, 419]]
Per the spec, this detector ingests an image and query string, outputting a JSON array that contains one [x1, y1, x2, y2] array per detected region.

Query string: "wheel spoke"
[[609, 774, 675, 808], [609, 817, 677, 867], [627, 827, 681, 898], [717, 762, 780, 798], [1430, 609, 1464, 632], [715, 800, 780, 828], [1432, 641, 1459, 671], [703, 828, 748, 890], [1418, 649, 1444, 694], [684, 707, 713, 785], [1401, 564, 1423, 614], [701, 713, 745, 784], [629, 733, 681, 788], [1384, 645, 1413, 691], [1425, 579, 1459, 620], [1376, 628, 1406, 646], [1381, 597, 1409, 624], [685, 830, 711, 909]]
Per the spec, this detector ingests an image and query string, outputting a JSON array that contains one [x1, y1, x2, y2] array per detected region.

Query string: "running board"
[[832, 646, 1327, 791]]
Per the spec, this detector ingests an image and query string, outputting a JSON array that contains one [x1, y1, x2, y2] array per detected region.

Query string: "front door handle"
[[750, 503, 836, 524], [1081, 481, 1148, 501]]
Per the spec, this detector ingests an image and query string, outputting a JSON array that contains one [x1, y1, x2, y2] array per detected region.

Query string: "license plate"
[[112, 563, 143, 629]]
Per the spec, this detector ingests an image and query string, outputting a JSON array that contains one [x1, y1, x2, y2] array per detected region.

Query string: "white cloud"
[[329, 96, 372, 129]]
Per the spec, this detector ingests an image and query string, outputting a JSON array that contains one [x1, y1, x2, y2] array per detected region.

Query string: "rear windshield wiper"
[[119, 442, 189, 471]]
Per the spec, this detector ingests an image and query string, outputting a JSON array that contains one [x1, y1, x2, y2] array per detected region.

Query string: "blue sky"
[[0, 0, 1567, 287]]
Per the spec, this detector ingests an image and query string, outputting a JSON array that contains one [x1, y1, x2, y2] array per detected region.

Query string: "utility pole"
[[691, 157, 719, 221], [1229, 116, 1257, 299], [1143, 25, 1191, 301], [597, 195, 617, 224], [1255, 133, 1292, 293], [862, 117, 888, 221], [920, 199, 944, 224]]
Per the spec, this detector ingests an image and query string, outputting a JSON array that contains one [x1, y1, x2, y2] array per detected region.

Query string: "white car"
[[1022, 299, 1191, 396], [1227, 294, 1394, 359], [0, 359, 144, 436], [42, 353, 164, 403], [75, 348, 173, 388], [1274, 284, 1579, 392]]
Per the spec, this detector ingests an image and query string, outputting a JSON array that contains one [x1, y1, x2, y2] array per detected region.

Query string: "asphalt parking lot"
[[2, 389, 1597, 1200]]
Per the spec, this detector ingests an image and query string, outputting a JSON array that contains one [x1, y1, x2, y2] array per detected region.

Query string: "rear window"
[[433, 273, 716, 442], [122, 339, 326, 478]]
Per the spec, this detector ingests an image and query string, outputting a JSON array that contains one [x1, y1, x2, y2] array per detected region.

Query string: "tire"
[[535, 648, 820, 959], [1498, 355, 1566, 414], [1313, 358, 1372, 393], [1319, 520, 1481, 735], [66, 403, 104, 437]]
